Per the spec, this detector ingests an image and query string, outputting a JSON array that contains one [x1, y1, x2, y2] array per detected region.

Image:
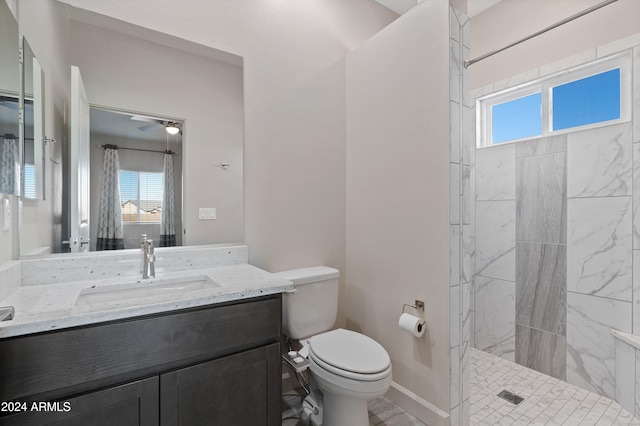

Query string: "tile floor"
[[471, 348, 640, 425], [282, 348, 640, 425], [282, 393, 426, 426]]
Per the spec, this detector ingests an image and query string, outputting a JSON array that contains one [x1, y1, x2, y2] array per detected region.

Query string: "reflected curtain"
[[96, 145, 124, 250], [0, 135, 19, 195], [160, 152, 176, 247]]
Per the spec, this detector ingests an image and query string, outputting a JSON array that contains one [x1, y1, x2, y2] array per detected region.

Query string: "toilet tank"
[[274, 266, 340, 339]]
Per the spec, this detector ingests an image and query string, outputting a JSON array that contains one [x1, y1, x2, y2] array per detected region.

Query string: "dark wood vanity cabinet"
[[0, 294, 282, 426]]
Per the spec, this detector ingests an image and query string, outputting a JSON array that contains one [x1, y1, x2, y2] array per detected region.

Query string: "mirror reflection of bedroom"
[[89, 107, 183, 250]]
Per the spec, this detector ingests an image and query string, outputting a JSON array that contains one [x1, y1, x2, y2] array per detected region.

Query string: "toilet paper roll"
[[398, 313, 426, 337]]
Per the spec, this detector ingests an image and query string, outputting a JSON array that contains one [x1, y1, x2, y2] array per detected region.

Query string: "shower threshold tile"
[[471, 348, 640, 425]]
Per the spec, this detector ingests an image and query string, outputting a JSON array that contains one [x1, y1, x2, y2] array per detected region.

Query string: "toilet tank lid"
[[273, 266, 339, 285]]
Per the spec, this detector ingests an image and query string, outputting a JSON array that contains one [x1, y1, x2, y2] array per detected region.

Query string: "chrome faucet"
[[140, 235, 156, 279]]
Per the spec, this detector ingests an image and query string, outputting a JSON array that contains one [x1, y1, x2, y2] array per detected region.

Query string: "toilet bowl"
[[275, 267, 392, 426], [306, 328, 392, 426]]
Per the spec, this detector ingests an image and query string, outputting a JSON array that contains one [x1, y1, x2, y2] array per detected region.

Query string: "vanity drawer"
[[0, 295, 281, 401]]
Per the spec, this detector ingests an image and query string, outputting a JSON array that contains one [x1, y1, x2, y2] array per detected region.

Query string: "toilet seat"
[[308, 329, 391, 381]]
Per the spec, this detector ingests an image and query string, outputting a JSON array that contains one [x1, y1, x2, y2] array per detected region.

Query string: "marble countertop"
[[0, 264, 293, 338]]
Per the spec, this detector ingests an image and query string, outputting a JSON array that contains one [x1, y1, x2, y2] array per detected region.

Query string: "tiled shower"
[[471, 35, 640, 416]]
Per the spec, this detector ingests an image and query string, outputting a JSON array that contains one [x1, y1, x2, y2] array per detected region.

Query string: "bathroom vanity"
[[0, 245, 293, 426]]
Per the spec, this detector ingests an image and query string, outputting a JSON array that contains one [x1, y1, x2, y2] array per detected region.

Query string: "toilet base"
[[321, 393, 369, 426]]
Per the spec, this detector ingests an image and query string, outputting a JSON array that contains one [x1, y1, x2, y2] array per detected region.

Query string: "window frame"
[[119, 169, 164, 224], [477, 51, 632, 148]]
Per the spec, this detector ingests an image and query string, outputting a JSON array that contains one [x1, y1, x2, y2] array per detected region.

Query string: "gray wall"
[[473, 40, 640, 401]]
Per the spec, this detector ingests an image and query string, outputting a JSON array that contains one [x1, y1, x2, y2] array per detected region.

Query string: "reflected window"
[[119, 170, 163, 223]]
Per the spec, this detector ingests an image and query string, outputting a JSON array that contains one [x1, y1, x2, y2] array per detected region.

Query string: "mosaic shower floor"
[[471, 348, 640, 425]]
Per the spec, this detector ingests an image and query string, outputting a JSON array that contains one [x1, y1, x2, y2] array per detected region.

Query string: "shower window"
[[119, 170, 164, 223], [478, 51, 631, 148]]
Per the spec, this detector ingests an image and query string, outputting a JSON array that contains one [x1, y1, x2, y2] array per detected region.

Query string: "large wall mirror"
[[18, 2, 244, 257], [21, 37, 45, 201], [0, 0, 20, 197]]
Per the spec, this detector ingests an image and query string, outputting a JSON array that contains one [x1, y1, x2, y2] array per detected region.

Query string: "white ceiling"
[[374, 0, 503, 17], [90, 108, 181, 143]]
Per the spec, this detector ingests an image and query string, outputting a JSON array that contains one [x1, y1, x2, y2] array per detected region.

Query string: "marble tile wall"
[[515, 136, 567, 380], [449, 6, 472, 426], [472, 36, 640, 407]]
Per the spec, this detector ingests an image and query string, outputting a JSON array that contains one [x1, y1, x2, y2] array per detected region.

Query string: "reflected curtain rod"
[[464, 0, 619, 68], [98, 144, 175, 155]]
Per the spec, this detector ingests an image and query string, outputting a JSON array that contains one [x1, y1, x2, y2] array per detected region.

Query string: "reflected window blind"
[[119, 170, 163, 223]]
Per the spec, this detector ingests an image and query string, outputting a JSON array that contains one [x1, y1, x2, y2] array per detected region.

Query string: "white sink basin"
[[75, 275, 220, 306]]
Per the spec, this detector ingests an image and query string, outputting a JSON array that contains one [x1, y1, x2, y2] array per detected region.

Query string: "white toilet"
[[275, 266, 392, 426]]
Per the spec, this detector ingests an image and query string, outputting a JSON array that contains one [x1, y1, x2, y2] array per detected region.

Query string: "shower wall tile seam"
[[568, 194, 634, 199], [516, 151, 568, 159], [567, 289, 634, 304], [514, 322, 566, 338], [514, 240, 566, 245]]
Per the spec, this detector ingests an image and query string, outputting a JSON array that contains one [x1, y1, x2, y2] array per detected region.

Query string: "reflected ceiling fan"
[[130, 115, 181, 135]]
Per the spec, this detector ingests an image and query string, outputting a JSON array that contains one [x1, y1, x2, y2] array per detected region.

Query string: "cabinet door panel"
[[0, 377, 158, 426], [161, 343, 281, 426]]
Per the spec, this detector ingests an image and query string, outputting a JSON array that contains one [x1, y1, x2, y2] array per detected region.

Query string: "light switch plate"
[[198, 208, 216, 220]]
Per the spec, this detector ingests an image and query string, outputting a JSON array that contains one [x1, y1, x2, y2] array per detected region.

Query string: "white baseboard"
[[385, 381, 450, 426]]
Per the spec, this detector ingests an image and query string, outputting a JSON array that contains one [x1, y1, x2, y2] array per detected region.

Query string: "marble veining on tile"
[[451, 163, 461, 224], [451, 344, 461, 409], [567, 123, 633, 198], [567, 197, 632, 301], [462, 104, 473, 165], [567, 292, 632, 399], [633, 144, 640, 249], [450, 225, 461, 287], [476, 143, 516, 201], [451, 285, 460, 348], [516, 152, 567, 243], [515, 324, 566, 380], [476, 200, 516, 281], [462, 165, 471, 226], [450, 38, 460, 102], [474, 275, 515, 361], [634, 251, 640, 334], [516, 242, 566, 336], [462, 225, 473, 284], [450, 101, 461, 162]]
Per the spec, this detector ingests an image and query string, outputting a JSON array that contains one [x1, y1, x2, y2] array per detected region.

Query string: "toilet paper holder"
[[401, 300, 424, 315]]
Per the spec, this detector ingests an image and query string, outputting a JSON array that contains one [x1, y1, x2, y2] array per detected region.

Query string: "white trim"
[[384, 381, 450, 426], [477, 50, 632, 148]]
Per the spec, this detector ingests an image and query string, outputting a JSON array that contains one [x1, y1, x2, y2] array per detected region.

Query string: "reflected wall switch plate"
[[198, 208, 216, 220], [3, 198, 10, 232]]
